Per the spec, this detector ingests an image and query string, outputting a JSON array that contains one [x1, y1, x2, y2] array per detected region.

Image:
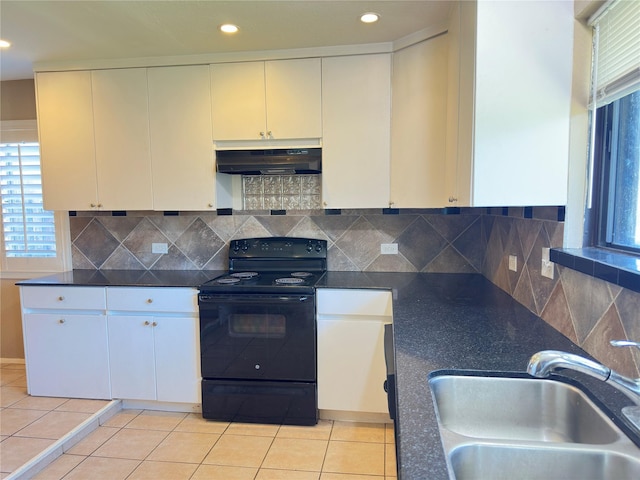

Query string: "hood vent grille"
[[216, 148, 322, 175]]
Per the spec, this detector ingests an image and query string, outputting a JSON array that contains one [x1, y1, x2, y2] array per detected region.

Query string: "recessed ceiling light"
[[360, 12, 380, 24], [219, 24, 239, 34], [0, 39, 11, 48]]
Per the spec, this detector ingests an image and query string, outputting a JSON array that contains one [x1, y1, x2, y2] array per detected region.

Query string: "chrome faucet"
[[527, 340, 640, 432], [527, 340, 640, 405]]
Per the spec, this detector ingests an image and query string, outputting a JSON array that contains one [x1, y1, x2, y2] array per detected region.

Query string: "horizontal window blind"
[[0, 142, 57, 258], [590, 0, 640, 106]]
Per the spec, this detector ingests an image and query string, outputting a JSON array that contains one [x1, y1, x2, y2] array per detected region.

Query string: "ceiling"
[[0, 1, 454, 81]]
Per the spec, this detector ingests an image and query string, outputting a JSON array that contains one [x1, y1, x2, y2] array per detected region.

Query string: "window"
[[588, 0, 640, 255], [0, 120, 69, 274], [0, 142, 57, 257]]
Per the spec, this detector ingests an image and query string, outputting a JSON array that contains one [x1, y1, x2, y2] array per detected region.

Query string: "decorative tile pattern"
[[242, 175, 321, 211]]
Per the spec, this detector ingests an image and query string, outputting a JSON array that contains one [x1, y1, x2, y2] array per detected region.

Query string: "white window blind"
[[0, 142, 57, 258], [590, 0, 640, 106]]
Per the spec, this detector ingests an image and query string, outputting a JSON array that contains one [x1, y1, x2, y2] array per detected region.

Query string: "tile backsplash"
[[69, 204, 640, 379]]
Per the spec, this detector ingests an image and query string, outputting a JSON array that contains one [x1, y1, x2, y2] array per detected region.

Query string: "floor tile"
[[55, 399, 110, 414], [385, 423, 395, 444], [0, 436, 55, 473], [257, 469, 321, 479], [5, 376, 27, 388], [127, 460, 198, 480], [61, 456, 140, 480], [385, 444, 397, 477], [124, 410, 186, 431], [174, 413, 230, 434], [323, 441, 385, 476], [203, 434, 273, 467], [32, 454, 85, 480], [262, 437, 328, 471], [0, 386, 28, 408], [277, 420, 333, 440], [0, 408, 48, 436], [146, 431, 220, 463], [92, 428, 167, 460], [191, 464, 257, 480], [0, 370, 25, 387], [101, 409, 141, 428], [330, 421, 386, 443], [319, 474, 384, 480], [0, 364, 26, 371], [9, 396, 68, 411], [225, 421, 280, 437], [65, 426, 119, 456], [14, 411, 91, 440]]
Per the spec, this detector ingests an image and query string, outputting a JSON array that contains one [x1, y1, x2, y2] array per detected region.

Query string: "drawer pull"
[[57, 296, 64, 301], [144, 321, 150, 326], [58, 319, 65, 324], [146, 299, 153, 304], [152, 321, 157, 327]]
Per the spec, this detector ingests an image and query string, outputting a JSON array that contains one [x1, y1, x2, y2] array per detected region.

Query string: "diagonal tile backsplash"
[[69, 209, 484, 273]]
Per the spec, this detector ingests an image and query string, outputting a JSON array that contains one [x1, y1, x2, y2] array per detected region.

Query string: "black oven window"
[[229, 313, 286, 338]]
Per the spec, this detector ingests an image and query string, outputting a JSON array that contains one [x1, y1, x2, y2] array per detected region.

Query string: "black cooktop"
[[199, 270, 324, 295]]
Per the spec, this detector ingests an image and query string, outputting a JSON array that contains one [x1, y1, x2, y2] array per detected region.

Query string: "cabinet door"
[[23, 313, 110, 399], [265, 58, 322, 139], [107, 315, 156, 400], [153, 316, 200, 403], [210, 62, 267, 141], [391, 37, 449, 208], [317, 289, 392, 414], [92, 69, 153, 210], [321, 54, 391, 208], [36, 71, 98, 210], [148, 65, 217, 210]]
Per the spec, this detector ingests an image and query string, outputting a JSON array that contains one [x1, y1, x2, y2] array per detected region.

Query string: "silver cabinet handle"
[[144, 321, 150, 326], [57, 296, 64, 301], [146, 298, 153, 304], [58, 319, 65, 324], [152, 321, 157, 327]]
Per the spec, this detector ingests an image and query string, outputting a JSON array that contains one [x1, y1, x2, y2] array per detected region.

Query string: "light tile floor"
[[1, 363, 397, 479]]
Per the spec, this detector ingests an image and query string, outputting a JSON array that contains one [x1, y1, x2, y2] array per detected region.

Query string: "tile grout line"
[[5, 400, 122, 480]]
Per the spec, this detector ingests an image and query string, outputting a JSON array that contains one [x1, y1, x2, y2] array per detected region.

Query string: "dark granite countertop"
[[15, 269, 224, 288], [318, 271, 640, 479], [18, 270, 640, 478]]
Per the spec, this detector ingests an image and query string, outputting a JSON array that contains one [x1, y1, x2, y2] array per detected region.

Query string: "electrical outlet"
[[381, 243, 398, 255], [541, 247, 554, 279], [508, 255, 518, 272], [152, 242, 168, 254]]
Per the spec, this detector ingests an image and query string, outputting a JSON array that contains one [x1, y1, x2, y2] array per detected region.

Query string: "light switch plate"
[[152, 243, 168, 254]]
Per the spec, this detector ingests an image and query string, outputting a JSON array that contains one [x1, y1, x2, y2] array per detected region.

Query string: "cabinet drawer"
[[21, 286, 106, 310], [317, 289, 392, 317], [107, 287, 197, 313]]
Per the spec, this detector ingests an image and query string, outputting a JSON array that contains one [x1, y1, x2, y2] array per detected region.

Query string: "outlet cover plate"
[[508, 255, 518, 272], [381, 243, 398, 255], [152, 243, 168, 254]]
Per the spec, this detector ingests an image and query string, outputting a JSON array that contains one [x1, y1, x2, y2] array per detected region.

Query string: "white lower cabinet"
[[106, 287, 200, 404], [317, 289, 393, 415], [23, 313, 111, 399], [20, 285, 200, 404], [107, 314, 200, 403]]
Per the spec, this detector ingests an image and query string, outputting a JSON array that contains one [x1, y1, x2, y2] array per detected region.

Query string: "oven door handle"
[[199, 294, 311, 303]]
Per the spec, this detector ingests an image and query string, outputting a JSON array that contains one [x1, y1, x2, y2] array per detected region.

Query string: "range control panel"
[[229, 237, 327, 259]]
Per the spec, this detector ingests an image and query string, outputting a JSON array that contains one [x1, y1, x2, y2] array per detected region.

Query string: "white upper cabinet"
[[92, 69, 153, 210], [448, 0, 574, 207], [390, 36, 449, 208], [321, 54, 392, 209], [210, 58, 322, 142], [147, 65, 217, 211], [36, 71, 99, 211]]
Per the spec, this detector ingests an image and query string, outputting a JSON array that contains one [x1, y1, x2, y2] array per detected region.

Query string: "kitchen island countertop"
[[18, 270, 640, 478]]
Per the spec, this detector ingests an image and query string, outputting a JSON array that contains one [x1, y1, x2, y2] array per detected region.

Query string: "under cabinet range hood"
[[216, 148, 321, 175]]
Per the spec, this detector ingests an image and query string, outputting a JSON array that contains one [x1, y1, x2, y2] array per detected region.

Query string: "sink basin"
[[429, 373, 640, 480], [429, 375, 620, 444], [450, 444, 640, 480]]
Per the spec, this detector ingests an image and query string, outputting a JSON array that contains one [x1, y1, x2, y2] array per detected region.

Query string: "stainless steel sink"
[[429, 375, 620, 444], [428, 373, 640, 480], [450, 444, 640, 480]]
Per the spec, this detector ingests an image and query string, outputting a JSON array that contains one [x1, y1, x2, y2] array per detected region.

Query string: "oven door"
[[198, 293, 316, 382]]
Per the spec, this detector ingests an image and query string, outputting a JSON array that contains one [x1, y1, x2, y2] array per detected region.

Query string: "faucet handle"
[[610, 340, 640, 351]]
